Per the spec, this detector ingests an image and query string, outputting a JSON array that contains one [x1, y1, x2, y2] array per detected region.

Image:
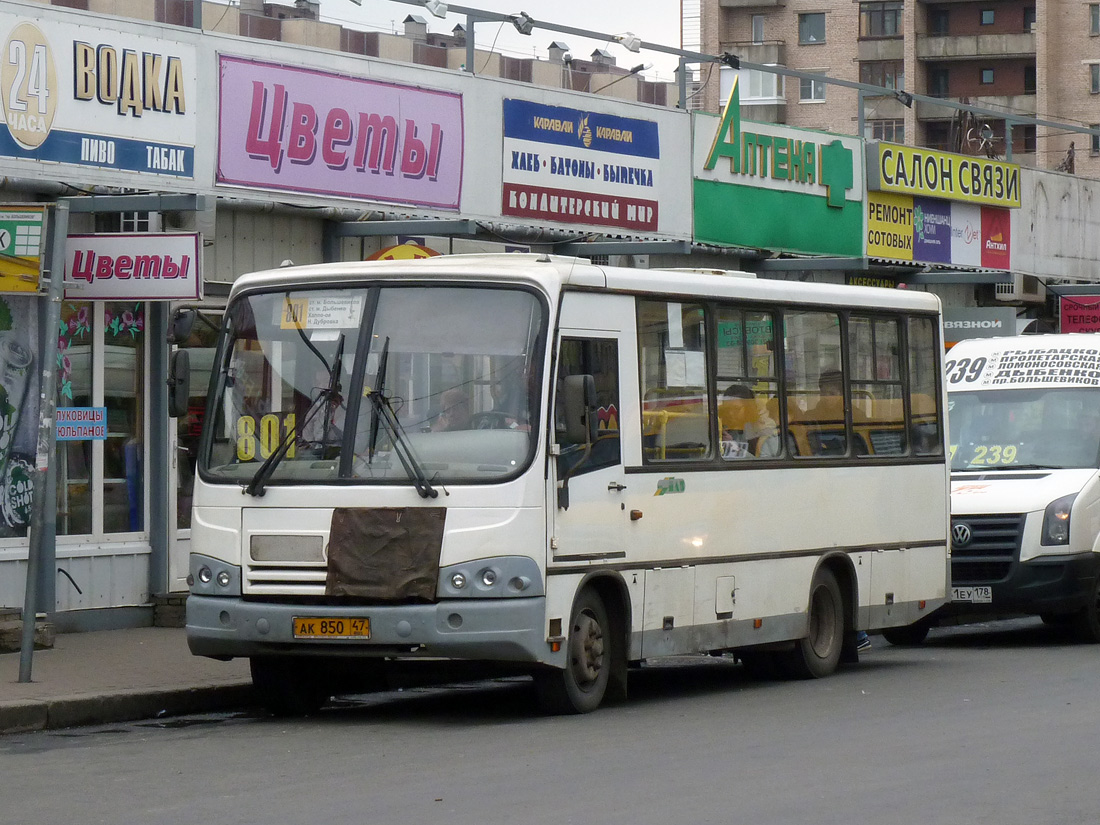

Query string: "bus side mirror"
[[168, 308, 197, 344], [168, 349, 190, 418], [563, 374, 597, 445]]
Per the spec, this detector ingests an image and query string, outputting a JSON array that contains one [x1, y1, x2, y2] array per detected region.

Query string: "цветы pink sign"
[[217, 56, 464, 209]]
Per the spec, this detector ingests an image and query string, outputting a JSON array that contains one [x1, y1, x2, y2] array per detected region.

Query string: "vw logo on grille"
[[952, 522, 973, 548]]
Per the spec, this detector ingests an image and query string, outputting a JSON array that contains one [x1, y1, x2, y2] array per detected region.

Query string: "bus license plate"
[[293, 617, 371, 639], [951, 586, 992, 604]]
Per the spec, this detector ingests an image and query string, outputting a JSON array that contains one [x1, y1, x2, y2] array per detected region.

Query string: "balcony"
[[915, 94, 1037, 120], [725, 41, 785, 66], [858, 39, 903, 62], [916, 32, 1035, 60], [720, 0, 785, 7]]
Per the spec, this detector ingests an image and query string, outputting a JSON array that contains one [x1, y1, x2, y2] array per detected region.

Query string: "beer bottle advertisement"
[[0, 296, 39, 536]]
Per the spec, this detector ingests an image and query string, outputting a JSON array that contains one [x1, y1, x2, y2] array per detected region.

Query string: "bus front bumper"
[[186, 594, 552, 665], [945, 551, 1100, 617]]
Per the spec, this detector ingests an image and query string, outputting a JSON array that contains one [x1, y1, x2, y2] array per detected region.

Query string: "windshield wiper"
[[244, 334, 345, 497], [364, 337, 437, 499]]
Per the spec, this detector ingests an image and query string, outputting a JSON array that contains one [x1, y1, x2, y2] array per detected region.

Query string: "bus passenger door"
[[550, 334, 627, 562]]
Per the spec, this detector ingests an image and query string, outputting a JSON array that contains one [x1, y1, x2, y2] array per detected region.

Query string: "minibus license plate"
[[951, 586, 992, 604], [293, 617, 370, 639]]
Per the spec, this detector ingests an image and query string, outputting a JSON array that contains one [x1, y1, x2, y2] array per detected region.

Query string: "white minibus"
[[940, 334, 1100, 642], [176, 254, 950, 713]]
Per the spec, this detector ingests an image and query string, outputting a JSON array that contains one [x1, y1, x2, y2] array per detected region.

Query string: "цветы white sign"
[[64, 233, 201, 300]]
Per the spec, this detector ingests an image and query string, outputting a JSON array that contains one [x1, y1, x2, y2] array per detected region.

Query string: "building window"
[[980, 9, 995, 25], [1023, 6, 1035, 31], [981, 68, 995, 85], [752, 14, 765, 44], [1024, 65, 1036, 93], [860, 2, 903, 37], [1092, 64, 1100, 94], [1092, 4, 1100, 35], [930, 8, 950, 35], [733, 68, 784, 101], [1090, 124, 1099, 155], [800, 72, 827, 102], [860, 60, 904, 92], [1022, 125, 1037, 153], [799, 13, 826, 44], [867, 118, 905, 143], [929, 66, 950, 97]]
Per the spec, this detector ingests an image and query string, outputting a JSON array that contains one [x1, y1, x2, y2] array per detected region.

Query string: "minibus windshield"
[[948, 387, 1100, 471], [200, 284, 545, 486]]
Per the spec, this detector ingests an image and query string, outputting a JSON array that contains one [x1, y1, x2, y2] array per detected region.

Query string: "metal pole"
[[19, 200, 68, 682]]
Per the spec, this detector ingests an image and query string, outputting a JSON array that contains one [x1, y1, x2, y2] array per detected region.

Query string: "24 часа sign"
[[0, 13, 196, 179]]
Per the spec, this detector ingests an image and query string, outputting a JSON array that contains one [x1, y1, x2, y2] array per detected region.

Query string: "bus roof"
[[228, 253, 942, 314], [948, 333, 1100, 391]]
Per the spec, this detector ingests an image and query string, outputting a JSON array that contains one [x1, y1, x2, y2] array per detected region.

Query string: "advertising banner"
[[217, 56, 464, 210], [943, 307, 1017, 343], [1060, 295, 1100, 333], [692, 78, 863, 256], [0, 206, 44, 293], [867, 143, 1020, 208], [501, 98, 661, 232], [0, 12, 197, 178], [866, 192, 1009, 269], [65, 233, 202, 300], [0, 295, 38, 537]]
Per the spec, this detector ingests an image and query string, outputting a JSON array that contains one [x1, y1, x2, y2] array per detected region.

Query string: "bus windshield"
[[948, 387, 1100, 471], [201, 284, 545, 487]]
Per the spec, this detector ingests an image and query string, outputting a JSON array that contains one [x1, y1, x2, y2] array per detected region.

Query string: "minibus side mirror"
[[562, 374, 597, 445], [168, 349, 190, 418], [168, 308, 197, 344]]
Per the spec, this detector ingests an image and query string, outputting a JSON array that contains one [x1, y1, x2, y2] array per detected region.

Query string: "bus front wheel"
[[779, 568, 844, 679], [250, 656, 330, 716], [1072, 575, 1100, 643], [535, 588, 611, 714]]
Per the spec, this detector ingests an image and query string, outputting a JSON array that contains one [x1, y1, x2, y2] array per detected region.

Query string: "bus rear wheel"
[[778, 568, 844, 679], [250, 656, 330, 716], [534, 588, 611, 714]]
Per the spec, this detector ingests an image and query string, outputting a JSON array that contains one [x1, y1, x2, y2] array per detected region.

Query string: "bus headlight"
[[1041, 493, 1077, 546]]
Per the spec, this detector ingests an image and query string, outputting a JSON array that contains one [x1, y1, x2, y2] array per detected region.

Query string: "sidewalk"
[[0, 626, 254, 735]]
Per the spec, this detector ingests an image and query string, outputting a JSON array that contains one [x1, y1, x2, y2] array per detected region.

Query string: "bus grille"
[[950, 513, 1024, 584], [246, 563, 327, 596]]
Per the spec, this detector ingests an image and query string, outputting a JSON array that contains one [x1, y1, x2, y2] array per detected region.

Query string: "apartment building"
[[699, 0, 1098, 177]]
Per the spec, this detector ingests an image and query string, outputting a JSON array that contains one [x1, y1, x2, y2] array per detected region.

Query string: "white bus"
[[942, 334, 1100, 642], [179, 254, 950, 714]]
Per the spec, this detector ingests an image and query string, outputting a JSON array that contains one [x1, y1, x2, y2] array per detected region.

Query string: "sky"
[[302, 0, 688, 82]]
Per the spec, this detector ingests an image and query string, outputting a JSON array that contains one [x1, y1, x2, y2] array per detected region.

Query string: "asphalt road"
[[2, 617, 1097, 825]]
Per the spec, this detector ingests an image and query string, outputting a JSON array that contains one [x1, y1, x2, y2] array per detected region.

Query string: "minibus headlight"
[[451, 573, 467, 589], [216, 571, 232, 588], [480, 568, 498, 587], [1041, 493, 1077, 546], [198, 566, 213, 583]]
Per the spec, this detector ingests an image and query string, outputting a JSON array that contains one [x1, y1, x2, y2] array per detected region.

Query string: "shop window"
[[56, 302, 146, 537], [0, 296, 40, 538]]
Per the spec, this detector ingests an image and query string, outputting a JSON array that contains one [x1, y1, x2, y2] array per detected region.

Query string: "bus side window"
[[555, 338, 621, 475]]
